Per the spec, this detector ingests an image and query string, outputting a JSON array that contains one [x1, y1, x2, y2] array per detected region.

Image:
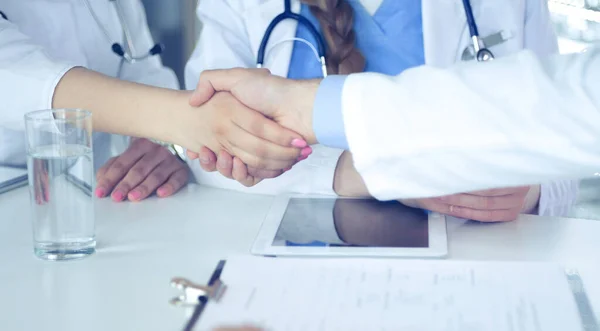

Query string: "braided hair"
[[300, 0, 366, 74]]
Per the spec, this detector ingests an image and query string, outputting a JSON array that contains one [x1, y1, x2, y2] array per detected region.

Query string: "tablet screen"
[[272, 198, 429, 248]]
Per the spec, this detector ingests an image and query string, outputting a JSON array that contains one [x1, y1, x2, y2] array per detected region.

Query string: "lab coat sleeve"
[[117, 0, 179, 90], [185, 0, 342, 196], [184, 0, 256, 90], [522, 0, 578, 216], [0, 19, 76, 129], [341, 48, 600, 200]]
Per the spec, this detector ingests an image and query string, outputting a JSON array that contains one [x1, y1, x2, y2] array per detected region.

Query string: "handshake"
[[179, 68, 322, 187]]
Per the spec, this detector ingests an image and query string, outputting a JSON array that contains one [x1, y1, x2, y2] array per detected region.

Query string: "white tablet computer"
[[251, 195, 448, 258]]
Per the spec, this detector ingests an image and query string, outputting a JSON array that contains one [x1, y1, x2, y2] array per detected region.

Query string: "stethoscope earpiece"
[[111, 43, 125, 57], [84, 0, 163, 75], [149, 44, 164, 56]]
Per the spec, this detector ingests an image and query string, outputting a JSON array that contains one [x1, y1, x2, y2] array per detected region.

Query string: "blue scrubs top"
[[285, 2, 427, 247], [287, 0, 425, 79]]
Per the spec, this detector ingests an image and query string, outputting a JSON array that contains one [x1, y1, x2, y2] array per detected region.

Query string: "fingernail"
[[112, 191, 124, 202], [95, 188, 105, 198], [284, 167, 292, 172], [157, 187, 168, 197], [291, 139, 307, 148], [300, 147, 312, 158], [298, 155, 308, 161], [200, 157, 210, 164], [129, 190, 142, 201]]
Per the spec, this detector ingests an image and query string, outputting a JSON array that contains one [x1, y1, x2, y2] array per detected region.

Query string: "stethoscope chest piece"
[[476, 48, 494, 62]]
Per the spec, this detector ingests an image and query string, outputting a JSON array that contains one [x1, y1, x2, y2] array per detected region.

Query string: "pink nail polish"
[[284, 167, 292, 171], [300, 147, 312, 158], [129, 190, 141, 200], [157, 188, 168, 197], [298, 155, 308, 161], [291, 139, 307, 148], [112, 191, 124, 202], [95, 188, 105, 198]]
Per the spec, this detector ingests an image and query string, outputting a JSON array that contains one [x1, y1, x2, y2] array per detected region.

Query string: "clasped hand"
[[185, 68, 319, 186]]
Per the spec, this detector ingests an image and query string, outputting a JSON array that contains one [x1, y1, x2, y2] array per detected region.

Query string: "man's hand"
[[95, 138, 189, 202], [401, 186, 541, 222]]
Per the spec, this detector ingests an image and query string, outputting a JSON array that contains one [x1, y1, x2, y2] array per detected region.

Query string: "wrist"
[[522, 185, 541, 214], [284, 79, 319, 145], [145, 90, 194, 147]]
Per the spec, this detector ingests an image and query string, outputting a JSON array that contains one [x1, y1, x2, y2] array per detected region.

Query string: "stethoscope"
[[82, 0, 163, 78], [257, 0, 494, 74], [257, 0, 329, 77], [461, 0, 494, 62]]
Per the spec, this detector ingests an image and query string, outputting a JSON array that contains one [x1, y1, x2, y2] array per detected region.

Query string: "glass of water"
[[24, 109, 95, 260]]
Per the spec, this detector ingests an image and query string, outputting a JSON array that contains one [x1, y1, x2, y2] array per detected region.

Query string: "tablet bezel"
[[251, 194, 448, 258]]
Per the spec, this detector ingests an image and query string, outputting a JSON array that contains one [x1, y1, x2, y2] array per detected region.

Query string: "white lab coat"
[[0, 0, 178, 169], [343, 47, 600, 201], [185, 0, 577, 215]]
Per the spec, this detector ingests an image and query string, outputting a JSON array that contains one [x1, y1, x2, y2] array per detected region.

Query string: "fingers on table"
[[151, 165, 190, 199], [467, 186, 530, 197], [106, 149, 167, 201], [96, 143, 189, 202], [95, 142, 152, 198], [439, 193, 522, 211], [419, 198, 520, 222]]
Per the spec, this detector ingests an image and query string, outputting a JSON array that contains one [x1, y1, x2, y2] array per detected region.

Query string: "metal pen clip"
[[169, 277, 227, 307]]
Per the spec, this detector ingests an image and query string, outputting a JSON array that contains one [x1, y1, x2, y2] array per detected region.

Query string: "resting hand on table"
[[186, 68, 319, 186], [95, 138, 189, 202], [400, 185, 541, 222]]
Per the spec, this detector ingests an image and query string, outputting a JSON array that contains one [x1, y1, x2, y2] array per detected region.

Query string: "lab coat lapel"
[[242, 0, 301, 77], [422, 0, 473, 67]]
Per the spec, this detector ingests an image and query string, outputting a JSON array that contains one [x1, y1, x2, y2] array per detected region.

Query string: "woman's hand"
[[95, 138, 189, 202], [400, 186, 541, 222]]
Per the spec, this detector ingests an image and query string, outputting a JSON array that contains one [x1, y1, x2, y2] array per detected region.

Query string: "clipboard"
[[170, 259, 600, 331], [170, 260, 227, 331]]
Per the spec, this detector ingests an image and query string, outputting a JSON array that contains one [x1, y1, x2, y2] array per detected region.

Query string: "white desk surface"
[[1, 184, 599, 331]]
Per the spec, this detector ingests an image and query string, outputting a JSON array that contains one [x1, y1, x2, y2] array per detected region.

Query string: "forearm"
[[52, 67, 186, 144], [341, 49, 600, 199], [333, 151, 370, 197]]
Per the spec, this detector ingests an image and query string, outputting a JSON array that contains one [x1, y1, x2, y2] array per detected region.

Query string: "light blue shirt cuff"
[[313, 75, 349, 150]]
